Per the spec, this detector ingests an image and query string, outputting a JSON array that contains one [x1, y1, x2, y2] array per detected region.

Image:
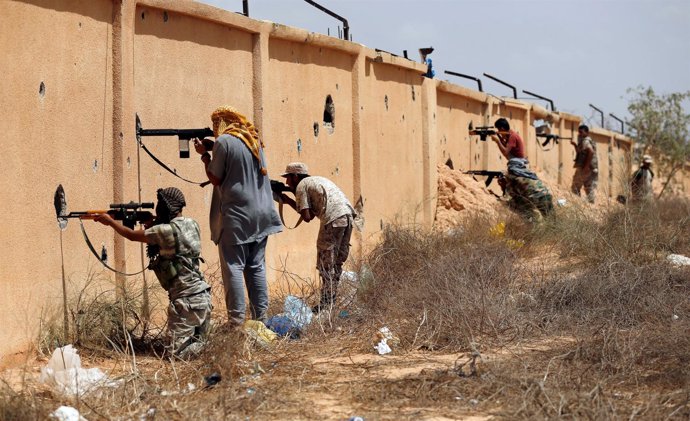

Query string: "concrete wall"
[[1, 0, 637, 358]]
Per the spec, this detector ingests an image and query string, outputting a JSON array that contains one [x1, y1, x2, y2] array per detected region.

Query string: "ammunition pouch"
[[149, 256, 180, 291]]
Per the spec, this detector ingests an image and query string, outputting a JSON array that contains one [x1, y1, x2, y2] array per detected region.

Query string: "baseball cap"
[[281, 162, 309, 177]]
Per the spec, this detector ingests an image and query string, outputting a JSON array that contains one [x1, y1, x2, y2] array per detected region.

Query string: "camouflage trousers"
[[168, 289, 212, 359], [316, 214, 353, 308], [506, 175, 554, 220], [571, 168, 598, 203]]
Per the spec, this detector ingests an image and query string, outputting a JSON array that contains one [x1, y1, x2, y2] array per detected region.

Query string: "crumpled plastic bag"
[[39, 345, 117, 396], [50, 406, 88, 421], [374, 327, 399, 355], [266, 295, 313, 338], [244, 320, 277, 348]]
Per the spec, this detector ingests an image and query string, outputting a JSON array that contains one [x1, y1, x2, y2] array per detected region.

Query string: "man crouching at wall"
[[276, 162, 356, 314], [94, 187, 211, 359]]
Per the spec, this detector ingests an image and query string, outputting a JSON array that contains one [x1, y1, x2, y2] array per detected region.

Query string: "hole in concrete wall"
[[336, 83, 339, 91], [163, 11, 168, 22], [297, 138, 302, 155], [126, 157, 131, 169], [323, 95, 335, 128], [411, 86, 416, 101], [92, 159, 99, 173], [384, 95, 388, 111], [141, 11, 145, 20], [100, 244, 108, 263], [313, 122, 319, 137], [39, 81, 45, 98], [445, 158, 454, 169], [78, 22, 82, 28], [402, 114, 405, 121]]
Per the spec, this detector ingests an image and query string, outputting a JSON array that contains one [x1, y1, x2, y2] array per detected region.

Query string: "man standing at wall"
[[570, 124, 598, 203], [194, 106, 282, 326], [276, 162, 355, 313], [631, 155, 654, 203]]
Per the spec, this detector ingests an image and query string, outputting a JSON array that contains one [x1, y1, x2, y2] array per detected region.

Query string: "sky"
[[199, 0, 690, 132]]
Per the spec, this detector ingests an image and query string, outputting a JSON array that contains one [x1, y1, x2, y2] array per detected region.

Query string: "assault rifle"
[[61, 202, 154, 229], [468, 121, 497, 141], [536, 133, 572, 147], [136, 114, 214, 158], [464, 170, 505, 187]]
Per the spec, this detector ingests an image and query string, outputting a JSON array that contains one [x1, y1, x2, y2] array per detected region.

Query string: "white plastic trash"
[[40, 345, 116, 396], [284, 295, 312, 329], [556, 198, 567, 207], [667, 254, 690, 267], [49, 405, 88, 421]]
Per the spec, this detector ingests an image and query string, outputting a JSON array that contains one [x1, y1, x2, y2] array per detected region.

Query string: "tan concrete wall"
[[2, 0, 643, 357]]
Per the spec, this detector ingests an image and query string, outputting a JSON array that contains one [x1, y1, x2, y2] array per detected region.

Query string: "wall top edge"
[[363, 48, 427, 72], [138, 0, 264, 33], [268, 23, 363, 54], [436, 80, 489, 104]]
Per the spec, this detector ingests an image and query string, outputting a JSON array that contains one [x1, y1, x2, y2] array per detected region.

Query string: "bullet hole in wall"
[[445, 158, 454, 170], [313, 122, 319, 137], [39, 82, 45, 98], [93, 160, 99, 173], [126, 157, 131, 169], [163, 11, 168, 22], [384, 95, 388, 111], [323, 95, 335, 129], [411, 86, 416, 101], [336, 83, 339, 91], [100, 245, 108, 263], [141, 11, 145, 20], [297, 138, 302, 155]]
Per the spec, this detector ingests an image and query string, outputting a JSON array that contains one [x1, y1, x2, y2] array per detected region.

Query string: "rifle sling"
[[138, 138, 210, 187], [278, 199, 303, 229], [79, 219, 147, 276]]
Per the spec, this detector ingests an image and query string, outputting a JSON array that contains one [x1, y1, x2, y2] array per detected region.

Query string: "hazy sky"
[[200, 0, 689, 132]]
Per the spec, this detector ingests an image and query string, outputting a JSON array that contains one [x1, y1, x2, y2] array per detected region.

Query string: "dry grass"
[[3, 198, 690, 419]]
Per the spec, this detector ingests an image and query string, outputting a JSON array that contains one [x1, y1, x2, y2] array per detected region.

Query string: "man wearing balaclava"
[[194, 106, 282, 326], [95, 187, 211, 359]]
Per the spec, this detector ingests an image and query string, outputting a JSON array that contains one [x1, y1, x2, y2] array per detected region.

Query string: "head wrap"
[[211, 106, 267, 175], [157, 187, 186, 216]]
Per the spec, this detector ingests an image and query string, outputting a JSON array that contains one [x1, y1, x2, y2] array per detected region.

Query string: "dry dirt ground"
[[1, 166, 683, 420]]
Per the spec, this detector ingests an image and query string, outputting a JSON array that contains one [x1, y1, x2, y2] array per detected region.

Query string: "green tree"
[[627, 86, 690, 198]]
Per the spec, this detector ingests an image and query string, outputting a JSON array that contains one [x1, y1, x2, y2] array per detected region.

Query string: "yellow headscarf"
[[211, 106, 267, 175]]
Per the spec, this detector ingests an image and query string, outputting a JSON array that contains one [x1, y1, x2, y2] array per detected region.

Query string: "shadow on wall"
[[134, 7, 254, 52], [15, 0, 113, 23], [366, 60, 425, 85], [268, 38, 353, 72]]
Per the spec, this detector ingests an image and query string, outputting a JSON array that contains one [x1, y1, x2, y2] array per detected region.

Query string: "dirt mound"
[[434, 164, 503, 230]]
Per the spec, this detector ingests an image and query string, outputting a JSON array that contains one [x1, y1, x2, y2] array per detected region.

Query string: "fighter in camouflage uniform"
[[503, 158, 554, 220], [95, 187, 211, 359]]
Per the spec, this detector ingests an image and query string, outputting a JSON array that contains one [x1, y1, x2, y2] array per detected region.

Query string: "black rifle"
[[136, 114, 214, 158], [536, 133, 572, 147], [270, 179, 290, 195], [62, 202, 154, 229], [464, 170, 505, 187]]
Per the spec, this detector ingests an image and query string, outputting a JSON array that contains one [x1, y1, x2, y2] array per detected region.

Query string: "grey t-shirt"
[[207, 134, 282, 245]]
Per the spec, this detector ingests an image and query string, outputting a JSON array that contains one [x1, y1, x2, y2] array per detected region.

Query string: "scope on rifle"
[[136, 114, 214, 158], [110, 201, 154, 210], [468, 121, 497, 141]]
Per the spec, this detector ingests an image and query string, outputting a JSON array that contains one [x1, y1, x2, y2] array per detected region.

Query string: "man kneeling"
[[95, 187, 211, 359]]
